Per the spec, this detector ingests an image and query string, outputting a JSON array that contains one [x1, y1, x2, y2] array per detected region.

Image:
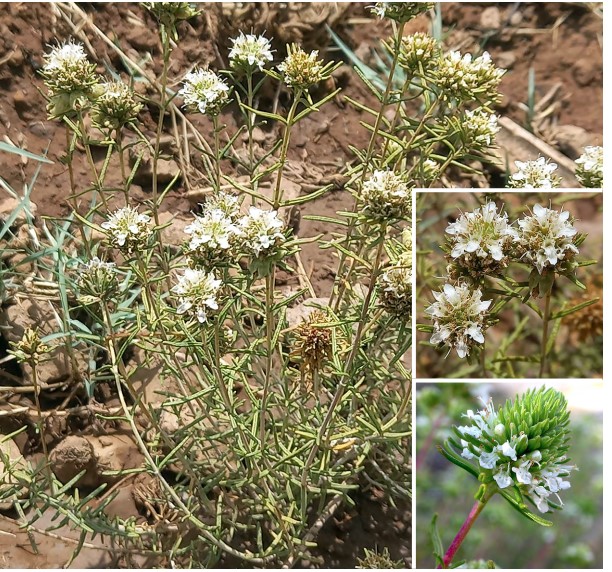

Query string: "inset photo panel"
[[415, 191, 603, 379], [414, 380, 603, 569]]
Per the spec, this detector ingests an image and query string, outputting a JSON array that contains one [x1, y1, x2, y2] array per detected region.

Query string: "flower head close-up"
[[172, 268, 222, 323], [425, 283, 492, 358], [508, 156, 560, 189], [445, 201, 517, 278], [449, 387, 576, 515], [575, 145, 603, 188], [229, 32, 274, 72], [101, 206, 153, 254], [516, 204, 578, 274]]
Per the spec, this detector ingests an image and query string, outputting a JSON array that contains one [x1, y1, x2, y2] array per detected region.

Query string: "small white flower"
[[499, 441, 517, 461], [479, 450, 500, 469], [461, 447, 476, 460], [516, 204, 578, 274], [512, 460, 533, 484], [575, 145, 603, 188], [360, 170, 411, 220], [179, 67, 230, 115], [101, 206, 152, 253], [238, 206, 285, 257], [172, 268, 222, 323], [229, 32, 274, 71], [508, 156, 560, 189], [493, 465, 513, 489], [425, 283, 492, 358]]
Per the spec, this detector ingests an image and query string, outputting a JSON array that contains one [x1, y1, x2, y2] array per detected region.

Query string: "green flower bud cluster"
[[77, 257, 120, 304], [91, 81, 142, 131], [444, 387, 575, 518], [370, 2, 434, 23]]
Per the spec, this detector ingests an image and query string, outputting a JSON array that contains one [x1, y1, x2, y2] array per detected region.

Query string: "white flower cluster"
[[508, 156, 560, 189], [425, 283, 491, 358], [101, 207, 153, 253], [462, 108, 500, 147], [184, 195, 286, 265], [185, 208, 240, 264], [229, 32, 274, 72], [575, 145, 603, 188], [172, 268, 222, 323], [516, 204, 578, 274], [179, 67, 230, 116], [378, 255, 412, 319], [360, 170, 411, 221], [434, 50, 505, 105], [238, 206, 285, 257], [43, 41, 89, 73], [446, 202, 517, 277], [41, 40, 98, 102], [457, 400, 575, 514]]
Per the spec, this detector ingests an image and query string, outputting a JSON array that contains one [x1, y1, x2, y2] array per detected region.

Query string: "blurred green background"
[[415, 382, 603, 568]]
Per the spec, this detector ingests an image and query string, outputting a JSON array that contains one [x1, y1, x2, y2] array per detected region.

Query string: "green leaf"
[[430, 514, 444, 566], [550, 297, 599, 320], [0, 141, 53, 163]]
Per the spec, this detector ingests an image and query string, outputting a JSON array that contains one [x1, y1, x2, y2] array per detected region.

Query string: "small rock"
[[129, 144, 181, 187], [286, 297, 329, 328], [0, 196, 38, 228], [158, 210, 190, 247], [13, 89, 31, 118], [250, 127, 267, 144], [50, 436, 97, 487], [572, 58, 598, 87], [495, 51, 517, 70], [480, 6, 501, 29], [553, 125, 593, 159], [28, 121, 51, 137], [89, 435, 144, 484], [126, 27, 158, 52]]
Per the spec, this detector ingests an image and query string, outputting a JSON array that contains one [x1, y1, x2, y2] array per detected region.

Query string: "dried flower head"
[[184, 209, 241, 266], [563, 276, 603, 342], [229, 32, 274, 72], [101, 207, 153, 254], [378, 253, 412, 319], [278, 44, 326, 90], [172, 268, 222, 323], [357, 547, 404, 569], [238, 206, 285, 258], [77, 257, 119, 303], [398, 32, 439, 72], [434, 50, 505, 106], [360, 170, 411, 221], [575, 145, 603, 188], [41, 40, 98, 116], [447, 387, 576, 515], [91, 81, 142, 130], [179, 67, 230, 116], [516, 204, 578, 274], [462, 108, 500, 149], [425, 283, 492, 358], [445, 202, 518, 279], [508, 156, 560, 189], [370, 2, 434, 22], [292, 310, 334, 375]]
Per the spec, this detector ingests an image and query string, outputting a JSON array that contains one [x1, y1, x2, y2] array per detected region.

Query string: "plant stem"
[[480, 343, 487, 378], [439, 498, 489, 568], [539, 290, 552, 378]]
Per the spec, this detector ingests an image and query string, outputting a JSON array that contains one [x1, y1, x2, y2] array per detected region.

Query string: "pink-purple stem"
[[438, 499, 487, 568]]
